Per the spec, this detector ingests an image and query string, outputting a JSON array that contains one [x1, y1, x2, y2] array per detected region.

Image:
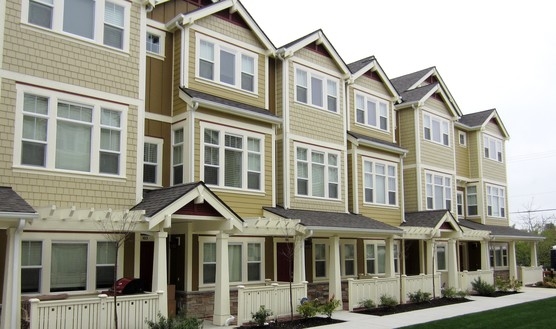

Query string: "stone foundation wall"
[[176, 290, 238, 319]]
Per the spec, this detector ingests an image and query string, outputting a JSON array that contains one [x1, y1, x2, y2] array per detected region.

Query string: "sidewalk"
[[203, 287, 556, 329]]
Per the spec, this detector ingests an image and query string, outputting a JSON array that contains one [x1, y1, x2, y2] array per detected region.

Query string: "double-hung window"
[[436, 242, 447, 271], [490, 243, 508, 268], [172, 128, 184, 185], [341, 241, 356, 277], [295, 67, 338, 112], [197, 35, 257, 93], [425, 172, 452, 210], [355, 93, 389, 131], [313, 242, 327, 279], [96, 241, 116, 289], [364, 241, 399, 275], [484, 135, 503, 162], [143, 138, 163, 186], [21, 241, 42, 293], [296, 146, 339, 199], [16, 86, 126, 176], [25, 0, 129, 51], [423, 113, 450, 146], [467, 185, 478, 216], [202, 124, 263, 191], [487, 185, 506, 218], [363, 159, 397, 206]]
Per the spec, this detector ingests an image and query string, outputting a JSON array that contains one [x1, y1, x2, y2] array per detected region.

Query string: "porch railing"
[[27, 291, 164, 329], [347, 274, 441, 311], [458, 270, 494, 291], [518, 266, 544, 285], [236, 282, 308, 326]]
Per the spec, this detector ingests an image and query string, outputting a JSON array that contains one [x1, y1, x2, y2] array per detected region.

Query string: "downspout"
[[11, 219, 26, 329]]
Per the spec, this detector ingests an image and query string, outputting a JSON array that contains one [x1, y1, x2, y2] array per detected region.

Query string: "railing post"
[[347, 278, 355, 311], [28, 298, 40, 329], [401, 274, 407, 304], [236, 285, 246, 327], [98, 293, 108, 328]]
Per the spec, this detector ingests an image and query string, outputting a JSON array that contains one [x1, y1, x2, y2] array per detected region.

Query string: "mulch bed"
[[353, 297, 471, 316], [236, 317, 343, 328]]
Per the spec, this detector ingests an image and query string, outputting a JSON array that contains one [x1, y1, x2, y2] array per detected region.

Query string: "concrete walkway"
[[203, 287, 556, 329]]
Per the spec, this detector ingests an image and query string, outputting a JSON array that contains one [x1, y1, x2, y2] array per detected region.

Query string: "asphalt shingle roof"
[[402, 210, 451, 228], [459, 219, 539, 238], [347, 56, 376, 73], [0, 186, 35, 214], [458, 109, 495, 127], [398, 83, 437, 103], [347, 131, 407, 153], [131, 182, 201, 217], [391, 67, 434, 93], [264, 206, 402, 233]]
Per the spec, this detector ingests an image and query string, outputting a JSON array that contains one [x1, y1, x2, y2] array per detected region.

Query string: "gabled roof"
[[347, 55, 400, 102], [263, 206, 402, 235], [166, 0, 275, 53], [347, 131, 407, 155], [276, 29, 350, 76], [180, 87, 281, 124], [393, 67, 462, 117], [402, 210, 464, 234], [131, 181, 243, 230], [0, 186, 37, 217], [457, 109, 510, 139], [459, 219, 542, 240]]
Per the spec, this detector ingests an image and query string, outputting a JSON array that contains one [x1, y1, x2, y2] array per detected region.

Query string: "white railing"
[[458, 270, 494, 292], [27, 292, 164, 329], [236, 282, 308, 326], [518, 266, 544, 285], [347, 274, 441, 311]]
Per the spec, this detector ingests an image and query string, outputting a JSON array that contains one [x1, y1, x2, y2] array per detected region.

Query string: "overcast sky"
[[241, 0, 556, 227]]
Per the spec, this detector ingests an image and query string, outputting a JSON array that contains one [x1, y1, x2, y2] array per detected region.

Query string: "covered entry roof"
[[0, 186, 37, 227], [401, 210, 464, 238], [459, 219, 543, 241]]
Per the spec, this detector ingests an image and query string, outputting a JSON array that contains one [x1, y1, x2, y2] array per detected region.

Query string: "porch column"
[[508, 241, 517, 279], [447, 239, 459, 289], [425, 240, 434, 274], [213, 232, 231, 326], [385, 237, 395, 278], [152, 230, 168, 317], [328, 236, 342, 308], [293, 235, 306, 283], [480, 240, 490, 270], [530, 241, 538, 267]]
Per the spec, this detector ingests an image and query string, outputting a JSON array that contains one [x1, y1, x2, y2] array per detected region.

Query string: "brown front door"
[[276, 242, 294, 282]]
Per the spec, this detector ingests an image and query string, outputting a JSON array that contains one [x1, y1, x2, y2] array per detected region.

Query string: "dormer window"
[[294, 66, 338, 113], [484, 135, 503, 162], [423, 113, 450, 146], [355, 92, 389, 131]]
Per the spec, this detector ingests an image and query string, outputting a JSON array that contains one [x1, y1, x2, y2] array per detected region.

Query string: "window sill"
[[12, 165, 128, 182], [294, 194, 342, 202], [354, 122, 390, 134], [206, 185, 267, 197], [293, 100, 340, 116], [423, 139, 451, 149], [194, 77, 259, 98]]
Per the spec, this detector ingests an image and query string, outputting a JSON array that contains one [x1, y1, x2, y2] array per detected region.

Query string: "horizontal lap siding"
[[398, 109, 417, 164], [455, 128, 470, 178], [403, 168, 418, 212]]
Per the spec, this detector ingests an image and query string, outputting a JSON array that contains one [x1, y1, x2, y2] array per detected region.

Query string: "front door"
[[276, 242, 294, 282]]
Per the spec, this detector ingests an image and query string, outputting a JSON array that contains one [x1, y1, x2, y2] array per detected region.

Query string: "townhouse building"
[[0, 0, 543, 328]]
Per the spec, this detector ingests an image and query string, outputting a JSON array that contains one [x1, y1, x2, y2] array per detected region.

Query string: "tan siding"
[[196, 15, 263, 48], [482, 158, 507, 182], [403, 168, 418, 212], [420, 141, 455, 170], [425, 98, 453, 117], [398, 109, 417, 165], [455, 129, 470, 178], [348, 84, 395, 142], [485, 120, 504, 136], [275, 60, 283, 117], [296, 48, 339, 73], [354, 75, 389, 96], [468, 131, 480, 178], [148, 1, 200, 23], [276, 139, 284, 206], [347, 152, 354, 212]]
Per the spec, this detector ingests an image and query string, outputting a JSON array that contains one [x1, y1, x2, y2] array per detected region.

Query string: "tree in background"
[[515, 200, 556, 268]]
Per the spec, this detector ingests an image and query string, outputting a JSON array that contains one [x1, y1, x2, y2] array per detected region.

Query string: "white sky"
[[241, 0, 556, 227]]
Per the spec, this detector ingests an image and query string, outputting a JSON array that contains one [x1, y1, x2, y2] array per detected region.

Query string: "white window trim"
[[294, 64, 339, 113], [198, 236, 265, 288], [362, 158, 398, 207], [294, 143, 341, 200], [21, 0, 131, 52], [171, 124, 185, 186], [458, 131, 467, 147], [146, 26, 165, 58], [486, 184, 506, 218], [14, 84, 128, 178], [312, 239, 329, 281], [490, 243, 509, 269], [354, 91, 390, 132], [466, 185, 479, 217], [423, 112, 450, 146], [425, 171, 452, 210], [363, 240, 400, 276], [143, 136, 163, 187], [195, 33, 258, 94], [200, 122, 265, 192], [456, 190, 464, 218], [483, 134, 503, 162], [340, 240, 357, 278]]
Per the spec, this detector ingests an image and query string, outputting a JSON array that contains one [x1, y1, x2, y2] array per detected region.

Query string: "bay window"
[[355, 93, 389, 131], [16, 86, 126, 176], [487, 185, 506, 218], [296, 145, 339, 199], [363, 159, 397, 206], [484, 135, 503, 162], [424, 113, 450, 146], [426, 172, 452, 210], [295, 66, 338, 112], [24, 0, 130, 51]]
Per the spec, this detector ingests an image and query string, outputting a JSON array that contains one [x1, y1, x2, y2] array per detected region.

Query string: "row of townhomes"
[[0, 0, 544, 328]]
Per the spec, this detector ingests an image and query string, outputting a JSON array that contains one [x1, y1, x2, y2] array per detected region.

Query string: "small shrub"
[[456, 290, 469, 298], [251, 305, 272, 326], [471, 277, 495, 296], [542, 277, 556, 288], [297, 299, 318, 319], [408, 290, 431, 303], [443, 286, 467, 299], [145, 312, 203, 329], [379, 294, 398, 308], [509, 277, 522, 292], [360, 299, 376, 310], [318, 296, 341, 318], [495, 276, 523, 292]]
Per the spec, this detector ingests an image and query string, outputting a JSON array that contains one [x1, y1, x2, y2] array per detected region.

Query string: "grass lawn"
[[401, 296, 556, 329]]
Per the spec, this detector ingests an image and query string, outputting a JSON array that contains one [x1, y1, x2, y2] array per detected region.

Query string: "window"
[[487, 185, 506, 218], [341, 241, 356, 277], [458, 131, 467, 146], [200, 238, 264, 285], [364, 241, 399, 275], [363, 159, 397, 206], [456, 191, 464, 217], [484, 135, 503, 162], [355, 93, 389, 131], [96, 242, 116, 289], [196, 35, 257, 92], [172, 128, 184, 185], [201, 124, 263, 191], [24, 0, 130, 50], [296, 146, 339, 199], [436, 242, 447, 271], [467, 186, 478, 216], [314, 243, 327, 278], [426, 172, 452, 210], [16, 86, 126, 176], [295, 67, 338, 112], [146, 27, 165, 56], [21, 241, 42, 293], [490, 243, 508, 268], [51, 243, 88, 292], [143, 138, 163, 185], [424, 113, 450, 146]]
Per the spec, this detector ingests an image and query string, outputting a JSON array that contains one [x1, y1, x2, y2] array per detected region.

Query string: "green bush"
[[379, 294, 398, 308], [495, 276, 522, 292], [251, 305, 272, 326], [360, 299, 376, 310], [408, 290, 431, 303], [471, 277, 496, 296], [297, 300, 318, 319], [145, 312, 203, 329], [442, 286, 468, 299], [318, 296, 340, 318]]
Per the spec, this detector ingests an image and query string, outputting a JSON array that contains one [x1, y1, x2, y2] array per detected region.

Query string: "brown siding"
[[145, 119, 172, 187], [146, 31, 173, 116]]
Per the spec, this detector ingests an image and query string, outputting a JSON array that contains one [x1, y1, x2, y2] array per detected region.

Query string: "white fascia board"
[[351, 62, 401, 102]]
